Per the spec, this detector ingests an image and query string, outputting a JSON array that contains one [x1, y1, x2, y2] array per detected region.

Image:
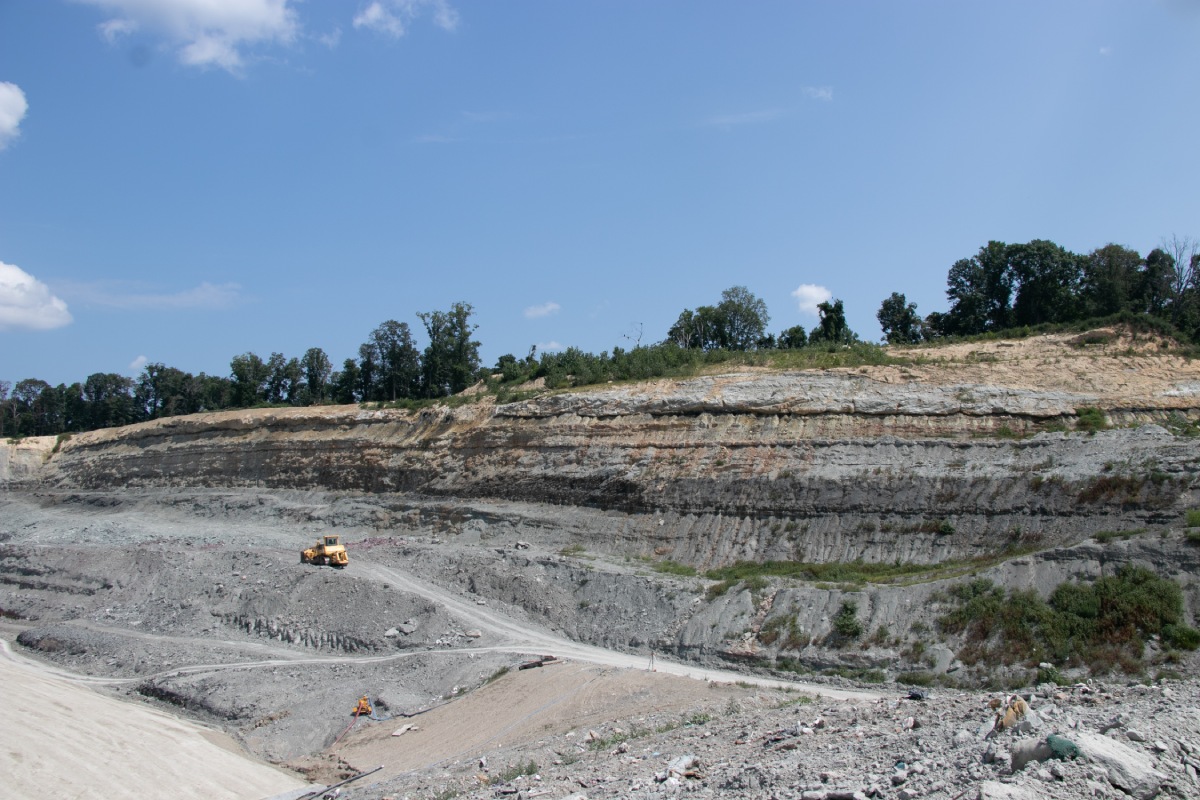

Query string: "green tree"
[[1009, 239, 1083, 326], [668, 305, 724, 350], [265, 353, 302, 405], [1140, 248, 1176, 317], [944, 241, 1014, 334], [369, 320, 420, 401], [195, 373, 233, 412], [810, 299, 855, 344], [1081, 244, 1142, 317], [876, 292, 922, 344], [230, 352, 269, 407], [136, 363, 197, 419], [0, 379, 10, 436], [419, 301, 481, 397], [777, 325, 808, 349], [331, 358, 361, 404], [356, 343, 378, 401], [300, 347, 332, 404], [668, 286, 769, 351], [717, 286, 770, 350], [82, 373, 138, 429]]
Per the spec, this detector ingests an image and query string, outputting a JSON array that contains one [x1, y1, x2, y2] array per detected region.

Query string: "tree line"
[[876, 236, 1200, 345], [0, 301, 482, 437], [4, 235, 1197, 438]]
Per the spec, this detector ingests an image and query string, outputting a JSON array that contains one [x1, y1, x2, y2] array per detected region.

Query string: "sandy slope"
[[0, 639, 306, 800]]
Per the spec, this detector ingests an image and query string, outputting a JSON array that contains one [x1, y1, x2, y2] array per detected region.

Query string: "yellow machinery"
[[352, 696, 372, 717], [301, 534, 349, 567]]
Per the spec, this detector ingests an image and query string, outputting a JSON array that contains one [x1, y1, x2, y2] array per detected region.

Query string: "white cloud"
[[0, 82, 29, 150], [98, 17, 138, 42], [0, 261, 73, 331], [353, 0, 459, 37], [801, 86, 834, 101], [129, 355, 148, 372], [318, 26, 342, 48], [536, 340, 564, 353], [63, 280, 243, 310], [791, 283, 832, 316], [705, 109, 785, 128], [76, 0, 299, 73], [524, 301, 561, 319]]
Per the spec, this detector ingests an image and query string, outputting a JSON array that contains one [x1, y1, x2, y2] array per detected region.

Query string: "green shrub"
[[1163, 624, 1200, 650], [938, 566, 1199, 674], [1075, 406, 1109, 433], [833, 600, 863, 640], [1036, 665, 1068, 686], [1186, 509, 1200, 528], [705, 579, 734, 600], [759, 615, 806, 650]]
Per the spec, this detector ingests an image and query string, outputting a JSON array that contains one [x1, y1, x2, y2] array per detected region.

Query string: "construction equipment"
[[301, 534, 348, 567], [352, 695, 372, 717]]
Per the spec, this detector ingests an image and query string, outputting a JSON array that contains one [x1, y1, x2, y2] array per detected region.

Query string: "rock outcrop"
[[2, 330, 1197, 569]]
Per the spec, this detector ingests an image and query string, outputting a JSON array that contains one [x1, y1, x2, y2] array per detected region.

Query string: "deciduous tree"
[[876, 292, 923, 344]]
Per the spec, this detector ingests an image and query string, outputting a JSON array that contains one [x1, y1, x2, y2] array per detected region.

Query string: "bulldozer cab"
[[324, 535, 340, 547]]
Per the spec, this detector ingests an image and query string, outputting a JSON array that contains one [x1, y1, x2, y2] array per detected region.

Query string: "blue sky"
[[2, 1, 1199, 386]]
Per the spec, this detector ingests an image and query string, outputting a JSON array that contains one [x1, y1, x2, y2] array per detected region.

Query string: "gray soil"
[[3, 488, 1200, 800]]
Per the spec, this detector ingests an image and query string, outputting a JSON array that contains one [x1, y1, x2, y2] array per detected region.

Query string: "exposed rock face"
[[0, 435, 56, 484], [2, 364, 1192, 567]]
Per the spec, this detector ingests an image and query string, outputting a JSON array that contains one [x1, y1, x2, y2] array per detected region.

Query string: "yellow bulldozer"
[[301, 534, 349, 567]]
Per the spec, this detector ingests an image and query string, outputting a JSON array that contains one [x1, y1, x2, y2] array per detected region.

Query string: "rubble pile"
[[374, 679, 1200, 800]]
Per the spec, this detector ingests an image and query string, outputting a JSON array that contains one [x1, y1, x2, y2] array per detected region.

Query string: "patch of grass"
[[1093, 528, 1146, 543], [485, 666, 509, 684], [1186, 509, 1200, 528], [496, 760, 539, 782], [896, 671, 936, 687], [774, 693, 815, 708], [652, 560, 697, 577], [559, 544, 586, 557], [822, 666, 885, 683], [707, 559, 935, 585]]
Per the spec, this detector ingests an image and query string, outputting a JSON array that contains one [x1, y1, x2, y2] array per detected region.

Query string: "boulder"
[[1071, 731, 1168, 799]]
